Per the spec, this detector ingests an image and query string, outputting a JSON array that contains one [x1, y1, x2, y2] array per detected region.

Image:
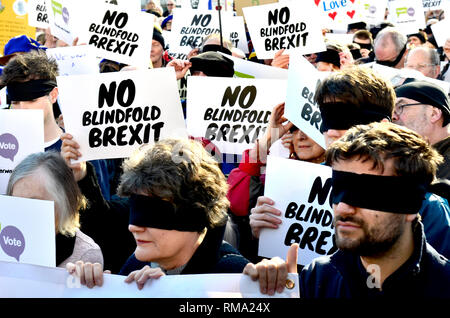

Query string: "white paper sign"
[[46, 45, 100, 76], [219, 52, 288, 79], [260, 156, 337, 266], [324, 32, 355, 45], [243, 1, 326, 60], [285, 56, 327, 150], [28, 0, 50, 28], [57, 68, 188, 162], [227, 16, 249, 54], [77, 3, 154, 68], [45, 0, 78, 45], [388, 0, 426, 34], [169, 9, 229, 54], [359, 0, 389, 26], [0, 110, 45, 194], [430, 18, 450, 47], [0, 88, 7, 109], [0, 196, 55, 267], [0, 261, 299, 298], [314, 0, 364, 30], [422, 0, 447, 10], [186, 76, 287, 155]]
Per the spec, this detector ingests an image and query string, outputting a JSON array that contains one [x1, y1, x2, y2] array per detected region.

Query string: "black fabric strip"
[[6, 79, 57, 102]]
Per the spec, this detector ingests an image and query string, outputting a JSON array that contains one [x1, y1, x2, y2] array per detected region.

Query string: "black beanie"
[[315, 49, 341, 68], [395, 80, 450, 126], [189, 52, 234, 77], [153, 30, 165, 49], [408, 32, 426, 44]]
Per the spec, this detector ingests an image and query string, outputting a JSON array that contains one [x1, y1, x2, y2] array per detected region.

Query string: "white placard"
[[243, 1, 326, 60], [388, 0, 426, 34], [169, 9, 230, 55], [0, 88, 7, 109], [0, 109, 45, 194], [45, 0, 79, 46], [227, 16, 249, 54], [28, 0, 50, 28], [56, 68, 188, 162], [0, 196, 55, 267], [46, 45, 100, 76], [0, 261, 299, 298], [186, 76, 287, 155], [359, 0, 389, 26], [219, 52, 288, 79], [422, 0, 447, 11], [430, 18, 450, 47], [373, 63, 450, 93], [76, 2, 154, 68], [285, 56, 327, 150], [314, 0, 364, 30], [324, 32, 355, 45], [260, 156, 337, 266]]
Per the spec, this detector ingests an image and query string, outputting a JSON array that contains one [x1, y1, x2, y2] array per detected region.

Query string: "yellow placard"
[[0, 0, 37, 56]]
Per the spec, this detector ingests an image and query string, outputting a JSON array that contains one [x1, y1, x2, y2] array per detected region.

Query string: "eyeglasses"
[[394, 102, 423, 115], [404, 63, 437, 71]]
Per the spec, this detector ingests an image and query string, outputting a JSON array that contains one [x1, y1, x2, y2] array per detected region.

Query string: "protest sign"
[[0, 261, 299, 297], [422, 0, 447, 10], [0, 0, 37, 53], [28, 0, 49, 28], [219, 52, 288, 79], [243, 1, 326, 59], [430, 18, 450, 47], [285, 56, 328, 149], [186, 76, 287, 155], [226, 16, 249, 54], [260, 156, 337, 266], [0, 109, 44, 194], [388, 0, 426, 34], [235, 0, 278, 17], [56, 68, 188, 162], [0, 196, 55, 267], [313, 0, 364, 30], [44, 0, 80, 46], [169, 9, 229, 55], [76, 2, 153, 68], [46, 45, 100, 76], [324, 32, 354, 45], [359, 0, 389, 26]]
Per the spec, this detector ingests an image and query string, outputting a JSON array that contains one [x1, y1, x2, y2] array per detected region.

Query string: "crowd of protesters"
[[0, 0, 449, 297]]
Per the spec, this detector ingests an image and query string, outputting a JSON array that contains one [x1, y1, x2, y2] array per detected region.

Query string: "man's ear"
[[405, 213, 418, 223], [430, 107, 443, 125], [49, 87, 58, 103]]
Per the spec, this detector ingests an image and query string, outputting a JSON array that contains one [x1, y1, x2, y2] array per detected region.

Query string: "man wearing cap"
[[0, 34, 46, 66], [244, 122, 450, 298], [408, 32, 427, 48], [189, 51, 234, 77], [151, 29, 170, 68], [394, 81, 450, 180]]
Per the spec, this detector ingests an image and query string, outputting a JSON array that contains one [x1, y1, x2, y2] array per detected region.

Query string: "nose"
[[128, 224, 145, 233], [334, 202, 357, 217]]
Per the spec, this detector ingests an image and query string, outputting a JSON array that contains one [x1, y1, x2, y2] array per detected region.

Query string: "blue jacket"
[[299, 221, 450, 298], [419, 193, 450, 259]]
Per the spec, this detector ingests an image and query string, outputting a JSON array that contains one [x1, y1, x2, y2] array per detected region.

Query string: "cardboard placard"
[[0, 195, 55, 267], [46, 45, 100, 76], [243, 1, 326, 59], [56, 68, 188, 162], [27, 0, 50, 28], [314, 0, 364, 30], [260, 156, 337, 266], [359, 0, 389, 26], [430, 18, 450, 47], [285, 56, 328, 149], [422, 0, 447, 10], [0, 109, 45, 195], [44, 0, 79, 46], [186, 76, 287, 155], [219, 52, 288, 79], [0, 261, 300, 298], [77, 2, 153, 68]]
